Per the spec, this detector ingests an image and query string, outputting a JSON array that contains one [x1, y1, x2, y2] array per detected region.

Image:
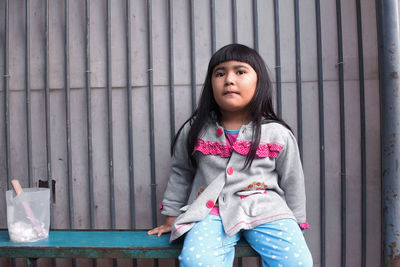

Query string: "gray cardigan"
[[161, 120, 306, 242]]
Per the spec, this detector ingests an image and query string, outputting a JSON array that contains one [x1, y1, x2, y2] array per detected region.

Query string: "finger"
[[155, 227, 168, 237], [157, 227, 166, 237], [147, 228, 159, 235]]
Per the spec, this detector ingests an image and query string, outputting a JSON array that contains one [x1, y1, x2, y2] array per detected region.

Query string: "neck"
[[220, 111, 252, 130]]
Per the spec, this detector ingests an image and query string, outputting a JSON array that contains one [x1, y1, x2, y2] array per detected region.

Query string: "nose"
[[224, 71, 235, 86]]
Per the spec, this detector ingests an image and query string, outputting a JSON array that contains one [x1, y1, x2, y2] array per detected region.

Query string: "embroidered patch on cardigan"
[[242, 181, 268, 191], [194, 139, 283, 158]]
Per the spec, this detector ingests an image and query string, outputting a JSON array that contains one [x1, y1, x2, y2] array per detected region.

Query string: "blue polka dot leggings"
[[179, 215, 313, 267]]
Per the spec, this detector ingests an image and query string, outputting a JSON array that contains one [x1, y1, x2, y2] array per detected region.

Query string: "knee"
[[179, 248, 215, 267], [286, 250, 313, 267], [179, 247, 225, 267]]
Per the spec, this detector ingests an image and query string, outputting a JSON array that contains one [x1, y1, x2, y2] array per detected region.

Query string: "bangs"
[[208, 44, 260, 72]]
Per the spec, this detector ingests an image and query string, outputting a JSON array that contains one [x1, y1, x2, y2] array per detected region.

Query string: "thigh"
[[179, 214, 240, 267], [243, 219, 313, 267]]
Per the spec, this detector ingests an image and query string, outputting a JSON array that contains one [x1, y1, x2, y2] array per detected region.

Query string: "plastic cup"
[[6, 188, 50, 242]]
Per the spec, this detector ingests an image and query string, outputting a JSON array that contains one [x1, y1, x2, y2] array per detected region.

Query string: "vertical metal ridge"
[[64, 0, 74, 231], [273, 0, 282, 117], [4, 0, 11, 191], [376, 4, 384, 265], [25, 0, 33, 187], [4, 7, 17, 263], [168, 0, 175, 141], [46, 0, 56, 259], [147, 1, 158, 266], [85, 0, 95, 230], [126, 0, 136, 230], [315, 0, 326, 265], [376, 0, 400, 265], [25, 18, 37, 266], [106, 0, 115, 230], [147, 0, 157, 229], [44, 0, 54, 232], [5, 2, 12, 266], [355, 0, 367, 266], [210, 0, 216, 54], [335, 0, 346, 266], [294, 0, 303, 160], [253, 0, 259, 52], [106, 1, 116, 266], [189, 0, 196, 111], [65, 3, 76, 266], [232, 0, 237, 43], [85, 1, 96, 266]]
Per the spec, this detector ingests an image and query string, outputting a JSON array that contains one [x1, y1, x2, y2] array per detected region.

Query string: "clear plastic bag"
[[6, 188, 50, 242]]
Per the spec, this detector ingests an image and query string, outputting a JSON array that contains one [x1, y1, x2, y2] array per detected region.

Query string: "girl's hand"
[[147, 216, 177, 237]]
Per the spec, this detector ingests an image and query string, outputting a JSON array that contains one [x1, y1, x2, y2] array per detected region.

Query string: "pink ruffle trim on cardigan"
[[194, 139, 283, 158], [233, 141, 283, 158], [194, 140, 233, 157]]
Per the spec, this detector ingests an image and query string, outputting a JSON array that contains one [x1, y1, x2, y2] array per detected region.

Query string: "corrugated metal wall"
[[0, 0, 381, 266]]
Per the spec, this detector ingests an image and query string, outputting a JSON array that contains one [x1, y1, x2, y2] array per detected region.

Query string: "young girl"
[[148, 44, 313, 267]]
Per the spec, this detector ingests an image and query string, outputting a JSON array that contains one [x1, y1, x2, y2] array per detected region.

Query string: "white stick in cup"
[[11, 179, 46, 238]]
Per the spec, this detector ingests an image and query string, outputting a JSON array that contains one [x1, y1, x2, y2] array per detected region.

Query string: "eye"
[[215, 72, 225, 77], [237, 70, 245, 75]]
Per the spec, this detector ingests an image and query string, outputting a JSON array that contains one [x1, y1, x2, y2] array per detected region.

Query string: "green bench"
[[0, 229, 257, 265]]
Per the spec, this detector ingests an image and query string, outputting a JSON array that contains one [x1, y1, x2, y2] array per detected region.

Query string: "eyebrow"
[[213, 64, 250, 73]]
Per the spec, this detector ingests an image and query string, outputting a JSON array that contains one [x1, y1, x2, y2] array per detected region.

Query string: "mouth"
[[223, 91, 239, 96]]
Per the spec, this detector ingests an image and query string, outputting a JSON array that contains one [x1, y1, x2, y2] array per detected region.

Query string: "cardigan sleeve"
[[275, 129, 307, 224], [161, 123, 196, 217]]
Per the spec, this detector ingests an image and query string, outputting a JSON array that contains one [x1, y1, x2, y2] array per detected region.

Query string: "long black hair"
[[172, 43, 291, 168]]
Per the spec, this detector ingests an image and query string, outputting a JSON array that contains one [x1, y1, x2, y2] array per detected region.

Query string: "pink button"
[[227, 167, 233, 175], [299, 222, 310, 230], [216, 128, 223, 136], [206, 200, 214, 209], [159, 204, 163, 210]]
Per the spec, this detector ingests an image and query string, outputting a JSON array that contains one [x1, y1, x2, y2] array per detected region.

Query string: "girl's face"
[[211, 60, 258, 116]]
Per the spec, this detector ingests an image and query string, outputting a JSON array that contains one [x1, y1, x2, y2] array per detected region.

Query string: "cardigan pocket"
[[236, 190, 268, 217]]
